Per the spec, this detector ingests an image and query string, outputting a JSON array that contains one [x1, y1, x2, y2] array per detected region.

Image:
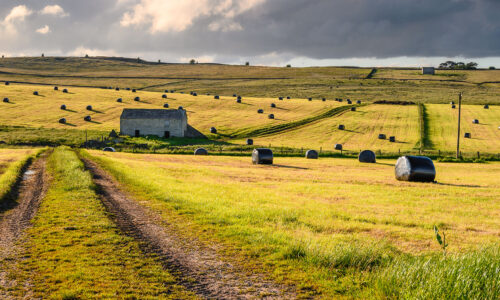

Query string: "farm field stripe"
[[81, 156, 296, 299], [0, 152, 49, 298]]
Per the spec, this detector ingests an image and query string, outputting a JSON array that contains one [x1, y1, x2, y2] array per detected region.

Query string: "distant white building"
[[422, 67, 435, 75], [120, 109, 187, 138]]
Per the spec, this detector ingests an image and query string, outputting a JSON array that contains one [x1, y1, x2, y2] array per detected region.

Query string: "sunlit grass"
[[0, 148, 40, 203]]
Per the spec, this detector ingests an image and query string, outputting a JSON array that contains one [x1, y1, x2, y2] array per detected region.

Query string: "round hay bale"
[[246, 139, 253, 145], [33, 91, 39, 96], [194, 148, 208, 155], [237, 96, 242, 100], [115, 87, 120, 91], [378, 134, 386, 139], [54, 86, 59, 91], [210, 127, 217, 134], [450, 101, 455, 105], [164, 90, 169, 93], [252, 148, 273, 165], [86, 105, 92, 111], [60, 104, 66, 110], [464, 132, 471, 138], [338, 99, 343, 102], [358, 150, 376, 163], [356, 100, 362, 104], [84, 115, 92, 122], [5, 82, 9, 85], [134, 97, 140, 101], [451, 104, 456, 109], [233, 94, 237, 97], [351, 107, 356, 111], [389, 136, 396, 142], [214, 95, 220, 99], [59, 118, 66, 124], [117, 98, 122, 102], [338, 124, 345, 130], [3, 97, 9, 103], [305, 150, 318, 159], [170, 90, 175, 93], [236, 99, 242, 103], [162, 94, 167, 98], [347, 100, 352, 104], [163, 103, 169, 108], [308, 97, 312, 101], [395, 156, 436, 182], [279, 97, 283, 100], [322, 98, 326, 102], [271, 103, 276, 108], [132, 89, 136, 92], [178, 106, 184, 110], [286, 96, 290, 99], [257, 109, 264, 114], [268, 114, 275, 119], [484, 104, 489, 109], [126, 88, 131, 91], [472, 119, 479, 124], [63, 89, 68, 93], [193, 92, 198, 96], [334, 144, 343, 150]]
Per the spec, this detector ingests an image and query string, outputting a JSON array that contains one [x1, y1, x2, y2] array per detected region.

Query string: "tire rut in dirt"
[[0, 155, 50, 298], [82, 158, 296, 300]]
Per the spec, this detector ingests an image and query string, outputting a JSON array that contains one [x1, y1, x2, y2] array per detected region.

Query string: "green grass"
[[82, 151, 500, 298], [11, 147, 195, 299]]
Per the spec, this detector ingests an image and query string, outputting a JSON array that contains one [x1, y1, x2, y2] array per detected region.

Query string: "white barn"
[[120, 109, 187, 138]]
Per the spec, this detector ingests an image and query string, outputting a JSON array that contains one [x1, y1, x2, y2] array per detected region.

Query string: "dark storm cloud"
[[0, 0, 499, 62]]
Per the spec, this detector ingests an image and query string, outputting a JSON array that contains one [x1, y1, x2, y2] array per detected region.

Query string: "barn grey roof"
[[120, 109, 186, 119]]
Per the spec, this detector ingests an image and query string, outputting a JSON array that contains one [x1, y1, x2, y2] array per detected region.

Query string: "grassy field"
[[245, 104, 420, 152], [0, 148, 40, 202], [427, 104, 500, 153], [6, 147, 194, 299], [84, 150, 500, 298]]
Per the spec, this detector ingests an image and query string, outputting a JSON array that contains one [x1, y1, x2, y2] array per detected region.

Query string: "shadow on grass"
[[64, 109, 77, 113], [64, 123, 77, 127], [87, 120, 102, 124], [271, 164, 309, 170], [91, 110, 104, 114], [434, 182, 481, 188]]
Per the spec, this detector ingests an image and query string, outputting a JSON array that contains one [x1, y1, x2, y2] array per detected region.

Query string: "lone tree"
[[245, 61, 250, 66], [189, 59, 196, 64], [489, 66, 496, 70]]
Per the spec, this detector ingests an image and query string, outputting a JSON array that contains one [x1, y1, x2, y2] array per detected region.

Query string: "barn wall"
[[120, 118, 187, 137], [422, 67, 435, 75]]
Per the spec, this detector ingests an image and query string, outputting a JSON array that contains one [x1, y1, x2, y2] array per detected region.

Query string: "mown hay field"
[[244, 104, 420, 151], [427, 104, 500, 152], [0, 148, 36, 176], [85, 150, 500, 298]]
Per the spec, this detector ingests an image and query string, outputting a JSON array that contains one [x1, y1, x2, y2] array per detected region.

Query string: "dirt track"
[[0, 155, 49, 299], [82, 158, 296, 299]]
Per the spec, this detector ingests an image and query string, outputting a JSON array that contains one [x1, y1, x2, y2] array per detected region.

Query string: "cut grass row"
[[82, 151, 500, 298], [7, 147, 195, 299]]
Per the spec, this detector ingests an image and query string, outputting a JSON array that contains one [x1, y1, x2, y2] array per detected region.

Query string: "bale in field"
[[252, 148, 273, 165], [271, 103, 276, 108], [214, 95, 220, 99], [246, 139, 253, 145], [338, 98, 343, 102], [237, 96, 241, 100], [451, 105, 456, 109], [210, 127, 217, 134], [194, 148, 208, 155], [358, 150, 376, 163], [63, 89, 68, 93], [257, 109, 264, 113], [305, 150, 318, 159], [193, 92, 198, 96], [450, 101, 455, 105], [236, 99, 242, 103], [117, 98, 122, 102], [60, 104, 66, 110], [163, 103, 169, 108], [347, 100, 352, 104], [464, 132, 471, 138], [59, 118, 66, 124], [287, 96, 290, 99], [86, 105, 93, 111], [54, 86, 59, 91], [170, 90, 175, 93], [233, 94, 237, 97], [84, 115, 92, 121], [308, 97, 312, 101], [134, 97, 140, 101], [164, 90, 169, 93], [279, 97, 283, 100], [162, 94, 167, 98], [132, 89, 136, 92], [351, 107, 356, 111], [115, 87, 120, 91], [3, 97, 9, 103], [395, 156, 436, 182], [178, 106, 184, 110], [268, 114, 275, 119], [189, 91, 194, 95], [335, 144, 343, 150], [378, 134, 386, 139], [389, 136, 396, 142], [484, 105, 489, 109], [472, 119, 479, 124], [126, 88, 131, 91], [33, 91, 39, 95], [5, 82, 9, 85], [338, 124, 345, 130], [322, 98, 326, 101]]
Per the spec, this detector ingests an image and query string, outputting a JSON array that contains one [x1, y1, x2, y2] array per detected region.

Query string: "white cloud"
[[120, 0, 265, 33], [1, 5, 33, 36], [36, 25, 50, 34], [40, 5, 68, 17]]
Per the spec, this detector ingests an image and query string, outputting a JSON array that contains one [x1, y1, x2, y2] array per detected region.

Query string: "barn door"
[[164, 131, 170, 138], [135, 130, 140, 137]]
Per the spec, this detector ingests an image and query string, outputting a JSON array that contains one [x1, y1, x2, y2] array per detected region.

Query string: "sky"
[[1, 0, 499, 68]]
